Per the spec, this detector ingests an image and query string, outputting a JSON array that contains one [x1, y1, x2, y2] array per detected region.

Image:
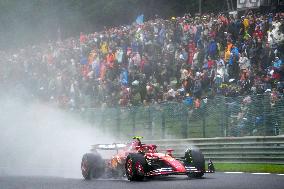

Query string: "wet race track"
[[1, 173, 284, 189]]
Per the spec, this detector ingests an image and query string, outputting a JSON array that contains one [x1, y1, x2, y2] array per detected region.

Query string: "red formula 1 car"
[[81, 137, 214, 181]]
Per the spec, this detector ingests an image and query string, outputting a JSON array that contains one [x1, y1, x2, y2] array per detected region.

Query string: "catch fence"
[[80, 94, 284, 140]]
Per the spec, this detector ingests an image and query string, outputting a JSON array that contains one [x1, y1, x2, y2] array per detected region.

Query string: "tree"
[[0, 0, 230, 49]]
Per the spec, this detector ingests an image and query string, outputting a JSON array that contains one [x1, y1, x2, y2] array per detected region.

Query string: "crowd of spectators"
[[1, 10, 284, 110]]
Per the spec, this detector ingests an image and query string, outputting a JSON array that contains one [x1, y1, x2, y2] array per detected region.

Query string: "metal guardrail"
[[146, 136, 284, 164]]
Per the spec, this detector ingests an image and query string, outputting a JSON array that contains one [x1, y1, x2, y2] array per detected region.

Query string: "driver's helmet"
[[130, 140, 141, 150]]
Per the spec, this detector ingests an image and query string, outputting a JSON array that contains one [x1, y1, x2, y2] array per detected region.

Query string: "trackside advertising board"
[[237, 0, 262, 9]]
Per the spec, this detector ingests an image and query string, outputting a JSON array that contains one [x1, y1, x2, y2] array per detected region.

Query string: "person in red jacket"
[[188, 39, 195, 65], [80, 32, 87, 44], [106, 51, 115, 68], [253, 26, 263, 40]]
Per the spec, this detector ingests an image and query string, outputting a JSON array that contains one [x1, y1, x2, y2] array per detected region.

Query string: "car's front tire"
[[125, 153, 147, 181], [184, 148, 205, 178]]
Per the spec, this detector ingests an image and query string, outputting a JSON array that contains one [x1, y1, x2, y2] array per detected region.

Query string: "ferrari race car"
[[81, 136, 214, 181]]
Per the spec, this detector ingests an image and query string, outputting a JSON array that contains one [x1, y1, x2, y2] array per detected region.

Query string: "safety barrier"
[[82, 94, 284, 139], [146, 136, 284, 164]]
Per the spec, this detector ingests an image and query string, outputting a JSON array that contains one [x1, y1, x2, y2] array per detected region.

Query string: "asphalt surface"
[[0, 173, 284, 189]]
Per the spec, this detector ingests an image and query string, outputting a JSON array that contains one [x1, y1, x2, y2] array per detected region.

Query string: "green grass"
[[213, 163, 284, 174]]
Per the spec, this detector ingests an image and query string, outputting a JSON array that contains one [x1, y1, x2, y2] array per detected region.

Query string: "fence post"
[[221, 96, 226, 137], [263, 94, 273, 136], [219, 98, 225, 137], [201, 104, 207, 138], [132, 107, 136, 136], [91, 109, 96, 127], [225, 98, 229, 137], [181, 105, 188, 138], [100, 109, 105, 133], [161, 110, 166, 139], [116, 108, 121, 139], [202, 113, 206, 138], [147, 105, 153, 138]]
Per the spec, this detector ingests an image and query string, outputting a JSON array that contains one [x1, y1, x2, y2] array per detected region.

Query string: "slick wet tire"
[[184, 149, 205, 178], [81, 153, 104, 180], [125, 153, 147, 181]]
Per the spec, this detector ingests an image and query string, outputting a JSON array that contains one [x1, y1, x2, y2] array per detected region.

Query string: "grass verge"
[[212, 163, 284, 174]]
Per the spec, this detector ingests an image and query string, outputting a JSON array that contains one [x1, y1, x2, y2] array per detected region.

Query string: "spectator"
[[0, 10, 283, 111], [273, 57, 283, 69]]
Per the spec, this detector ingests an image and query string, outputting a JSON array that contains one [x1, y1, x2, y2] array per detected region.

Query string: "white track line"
[[251, 173, 271, 175], [224, 172, 279, 175]]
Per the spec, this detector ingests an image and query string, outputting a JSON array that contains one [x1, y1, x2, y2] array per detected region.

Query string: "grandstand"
[[0, 6, 283, 138]]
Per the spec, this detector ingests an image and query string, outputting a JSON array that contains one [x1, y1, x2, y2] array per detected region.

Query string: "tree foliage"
[[0, 0, 231, 49]]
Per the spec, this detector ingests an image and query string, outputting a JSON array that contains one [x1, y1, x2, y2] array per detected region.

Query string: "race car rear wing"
[[91, 143, 127, 151]]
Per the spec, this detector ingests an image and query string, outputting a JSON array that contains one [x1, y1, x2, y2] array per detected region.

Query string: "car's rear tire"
[[81, 153, 104, 180], [125, 153, 147, 181], [184, 148, 205, 178]]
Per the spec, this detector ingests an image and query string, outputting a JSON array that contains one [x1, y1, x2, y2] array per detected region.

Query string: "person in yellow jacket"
[[100, 41, 108, 55], [243, 16, 249, 32], [224, 47, 231, 64]]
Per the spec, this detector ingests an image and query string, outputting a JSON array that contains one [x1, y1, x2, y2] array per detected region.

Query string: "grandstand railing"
[[81, 94, 284, 140]]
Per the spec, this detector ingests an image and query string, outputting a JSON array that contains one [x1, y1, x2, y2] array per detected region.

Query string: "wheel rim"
[[135, 162, 144, 175], [126, 159, 133, 177]]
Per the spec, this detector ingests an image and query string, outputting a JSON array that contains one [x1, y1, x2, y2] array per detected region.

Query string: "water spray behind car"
[[0, 93, 114, 178]]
